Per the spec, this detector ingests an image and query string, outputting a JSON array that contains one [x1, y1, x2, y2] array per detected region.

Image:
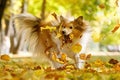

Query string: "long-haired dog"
[[14, 13, 90, 69]]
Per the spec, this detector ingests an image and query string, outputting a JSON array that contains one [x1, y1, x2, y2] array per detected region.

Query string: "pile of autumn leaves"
[[1, 54, 120, 80]]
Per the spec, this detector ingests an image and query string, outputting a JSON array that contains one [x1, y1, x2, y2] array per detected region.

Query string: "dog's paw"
[[75, 60, 85, 69], [75, 54, 85, 69], [52, 61, 64, 69]]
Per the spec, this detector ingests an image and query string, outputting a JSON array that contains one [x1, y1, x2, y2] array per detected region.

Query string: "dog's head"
[[58, 16, 88, 43], [60, 16, 87, 36]]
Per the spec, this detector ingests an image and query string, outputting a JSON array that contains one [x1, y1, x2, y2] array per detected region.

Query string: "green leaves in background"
[[5, 0, 120, 45]]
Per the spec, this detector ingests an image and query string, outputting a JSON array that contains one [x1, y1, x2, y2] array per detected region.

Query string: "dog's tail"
[[14, 13, 43, 55], [14, 13, 59, 59]]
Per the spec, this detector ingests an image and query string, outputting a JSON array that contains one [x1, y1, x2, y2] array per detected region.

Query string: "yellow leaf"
[[56, 59, 64, 64], [92, 32, 102, 42], [55, 33, 62, 38], [34, 70, 43, 77], [94, 59, 104, 67], [69, 33, 74, 40], [41, 26, 56, 32], [71, 43, 82, 53], [61, 53, 67, 61], [51, 53, 57, 61], [65, 64, 75, 69], [114, 63, 120, 71]]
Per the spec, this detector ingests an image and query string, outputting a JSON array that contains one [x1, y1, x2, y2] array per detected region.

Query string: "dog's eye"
[[63, 26, 65, 28], [69, 26, 73, 29]]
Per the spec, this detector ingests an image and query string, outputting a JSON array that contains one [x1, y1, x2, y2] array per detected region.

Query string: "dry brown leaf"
[[1, 54, 10, 61], [52, 12, 58, 21], [99, 4, 105, 9], [115, 0, 119, 7], [86, 54, 91, 60], [113, 63, 120, 71], [109, 59, 119, 65], [111, 24, 120, 33], [79, 54, 86, 60]]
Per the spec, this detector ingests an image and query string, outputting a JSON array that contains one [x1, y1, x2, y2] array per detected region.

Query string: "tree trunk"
[[21, 0, 27, 13], [14, 0, 28, 54], [9, 14, 16, 53], [0, 0, 7, 53], [41, 0, 46, 20]]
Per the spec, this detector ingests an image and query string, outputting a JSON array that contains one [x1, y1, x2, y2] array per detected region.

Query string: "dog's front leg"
[[75, 54, 85, 69]]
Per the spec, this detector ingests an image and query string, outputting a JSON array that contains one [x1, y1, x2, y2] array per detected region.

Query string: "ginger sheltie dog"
[[14, 13, 90, 69]]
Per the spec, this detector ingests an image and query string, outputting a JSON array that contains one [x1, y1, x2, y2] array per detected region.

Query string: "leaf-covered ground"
[[1, 54, 120, 80]]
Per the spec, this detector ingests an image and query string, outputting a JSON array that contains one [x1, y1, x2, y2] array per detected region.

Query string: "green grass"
[[90, 55, 120, 62]]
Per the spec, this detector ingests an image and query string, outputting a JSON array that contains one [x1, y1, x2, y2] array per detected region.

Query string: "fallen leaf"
[[109, 58, 119, 65], [94, 59, 104, 67], [33, 65, 41, 70], [44, 67, 53, 72], [113, 63, 120, 71], [60, 53, 67, 62], [86, 54, 91, 60], [52, 12, 58, 21], [52, 53, 67, 64], [1, 54, 10, 61], [79, 54, 86, 60]]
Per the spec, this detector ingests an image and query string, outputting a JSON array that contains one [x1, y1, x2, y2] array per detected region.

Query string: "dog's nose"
[[62, 31, 65, 34]]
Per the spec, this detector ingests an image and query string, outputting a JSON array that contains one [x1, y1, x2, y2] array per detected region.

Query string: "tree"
[[41, 0, 46, 20], [14, 0, 28, 54], [0, 0, 7, 53]]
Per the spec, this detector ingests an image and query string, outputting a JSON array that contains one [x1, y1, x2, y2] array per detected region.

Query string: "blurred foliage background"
[[29, 0, 120, 45], [9, 0, 120, 44], [0, 0, 120, 54]]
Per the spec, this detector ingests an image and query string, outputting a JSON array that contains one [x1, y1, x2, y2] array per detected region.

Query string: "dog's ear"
[[60, 15, 66, 23], [74, 16, 87, 32], [74, 16, 83, 25], [74, 16, 84, 29], [52, 12, 58, 21]]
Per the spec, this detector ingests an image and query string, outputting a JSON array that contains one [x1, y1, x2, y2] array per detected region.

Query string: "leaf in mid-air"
[[71, 43, 82, 53], [111, 24, 120, 33]]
